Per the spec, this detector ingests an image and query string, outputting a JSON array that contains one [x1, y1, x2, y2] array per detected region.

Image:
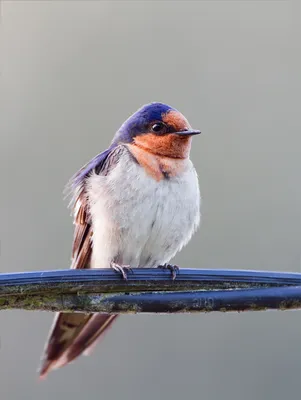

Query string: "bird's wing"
[[39, 146, 125, 378]]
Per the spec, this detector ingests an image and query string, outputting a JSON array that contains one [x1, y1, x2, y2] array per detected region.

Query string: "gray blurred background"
[[1, 1, 301, 399]]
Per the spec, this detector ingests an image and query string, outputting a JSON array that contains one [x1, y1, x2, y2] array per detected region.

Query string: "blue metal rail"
[[0, 268, 300, 313]]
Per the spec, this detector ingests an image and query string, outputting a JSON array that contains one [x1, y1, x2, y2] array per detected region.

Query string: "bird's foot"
[[110, 262, 133, 280], [157, 263, 179, 280]]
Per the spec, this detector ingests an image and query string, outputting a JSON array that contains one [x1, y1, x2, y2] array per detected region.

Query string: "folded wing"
[[39, 146, 124, 378]]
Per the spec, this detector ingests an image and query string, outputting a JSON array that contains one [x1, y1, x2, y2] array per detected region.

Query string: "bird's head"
[[113, 102, 200, 158]]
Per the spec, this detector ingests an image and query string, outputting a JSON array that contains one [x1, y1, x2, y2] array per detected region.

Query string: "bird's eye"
[[151, 122, 165, 133]]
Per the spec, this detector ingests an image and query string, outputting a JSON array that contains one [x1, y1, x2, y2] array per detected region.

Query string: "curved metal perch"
[[0, 268, 300, 313]]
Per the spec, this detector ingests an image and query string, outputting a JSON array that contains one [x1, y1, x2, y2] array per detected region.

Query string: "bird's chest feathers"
[[127, 135, 191, 181], [87, 145, 200, 268]]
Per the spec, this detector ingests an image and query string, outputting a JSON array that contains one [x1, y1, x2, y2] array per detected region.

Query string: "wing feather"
[[39, 146, 125, 378]]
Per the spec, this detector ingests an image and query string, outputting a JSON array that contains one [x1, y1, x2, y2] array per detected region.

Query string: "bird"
[[39, 102, 201, 378]]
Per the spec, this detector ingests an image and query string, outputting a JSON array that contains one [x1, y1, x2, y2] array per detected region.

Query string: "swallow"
[[39, 102, 201, 378]]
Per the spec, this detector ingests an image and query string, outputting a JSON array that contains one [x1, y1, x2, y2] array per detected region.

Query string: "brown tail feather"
[[61, 314, 118, 362], [39, 312, 118, 378]]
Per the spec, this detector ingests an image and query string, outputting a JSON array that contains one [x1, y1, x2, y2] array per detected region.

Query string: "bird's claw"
[[110, 262, 133, 280], [157, 263, 179, 280]]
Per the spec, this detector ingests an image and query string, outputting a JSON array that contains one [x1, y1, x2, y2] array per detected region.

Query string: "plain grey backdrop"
[[1, 1, 301, 399]]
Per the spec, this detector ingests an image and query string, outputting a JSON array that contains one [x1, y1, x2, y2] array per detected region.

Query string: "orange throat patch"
[[127, 133, 191, 181]]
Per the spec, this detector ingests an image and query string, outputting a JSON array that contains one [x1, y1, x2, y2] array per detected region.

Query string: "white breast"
[[87, 145, 201, 269]]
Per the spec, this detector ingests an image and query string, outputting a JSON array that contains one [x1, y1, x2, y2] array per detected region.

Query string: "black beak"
[[175, 129, 201, 136]]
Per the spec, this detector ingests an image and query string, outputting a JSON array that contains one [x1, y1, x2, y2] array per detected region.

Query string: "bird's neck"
[[127, 136, 191, 181]]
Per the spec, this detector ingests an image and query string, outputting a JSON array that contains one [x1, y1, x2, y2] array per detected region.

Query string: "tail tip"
[[38, 360, 53, 380]]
